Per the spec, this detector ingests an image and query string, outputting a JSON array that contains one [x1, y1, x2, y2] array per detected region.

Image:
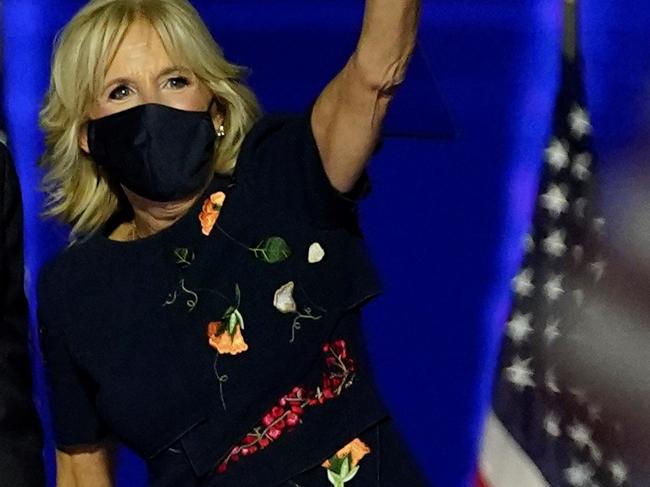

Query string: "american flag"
[[477, 5, 641, 487]]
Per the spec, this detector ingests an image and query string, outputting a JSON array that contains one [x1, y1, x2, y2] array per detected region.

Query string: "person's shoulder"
[[239, 113, 307, 154], [38, 238, 98, 302]]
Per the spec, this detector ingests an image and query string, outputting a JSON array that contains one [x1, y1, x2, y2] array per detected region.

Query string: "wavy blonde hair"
[[40, 0, 261, 241]]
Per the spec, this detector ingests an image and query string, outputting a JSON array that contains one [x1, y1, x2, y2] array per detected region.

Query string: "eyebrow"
[[102, 65, 193, 92]]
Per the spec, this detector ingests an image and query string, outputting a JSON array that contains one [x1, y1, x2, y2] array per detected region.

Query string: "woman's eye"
[[108, 85, 131, 100], [166, 76, 190, 89]]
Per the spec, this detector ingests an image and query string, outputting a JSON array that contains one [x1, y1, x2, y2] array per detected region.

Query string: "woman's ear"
[[79, 123, 90, 154], [209, 99, 225, 131]]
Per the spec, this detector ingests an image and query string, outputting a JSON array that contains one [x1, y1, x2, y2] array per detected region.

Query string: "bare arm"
[[311, 0, 421, 193], [56, 444, 115, 487]]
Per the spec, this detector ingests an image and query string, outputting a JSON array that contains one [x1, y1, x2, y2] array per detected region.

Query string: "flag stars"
[[506, 312, 534, 345], [544, 273, 565, 301], [545, 369, 561, 394], [543, 412, 562, 437], [567, 421, 593, 450], [564, 460, 595, 487], [609, 460, 628, 485], [590, 261, 606, 282], [544, 318, 561, 344], [589, 443, 603, 465], [512, 268, 534, 297], [593, 217, 606, 234], [504, 356, 535, 391], [541, 184, 569, 218], [543, 229, 567, 257], [545, 138, 570, 172], [572, 152, 592, 181], [569, 104, 592, 139]]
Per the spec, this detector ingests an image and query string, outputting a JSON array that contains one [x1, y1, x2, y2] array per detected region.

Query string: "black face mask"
[[87, 103, 217, 202]]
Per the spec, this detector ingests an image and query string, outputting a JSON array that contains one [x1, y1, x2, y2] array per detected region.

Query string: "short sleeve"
[[38, 265, 108, 449], [234, 110, 372, 228]]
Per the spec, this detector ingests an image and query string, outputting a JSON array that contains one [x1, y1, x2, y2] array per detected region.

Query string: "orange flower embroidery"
[[322, 437, 371, 469], [207, 320, 248, 355], [199, 191, 226, 236]]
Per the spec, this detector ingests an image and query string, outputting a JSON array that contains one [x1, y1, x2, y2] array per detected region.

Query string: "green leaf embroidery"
[[228, 311, 238, 335], [339, 456, 350, 478], [233, 309, 245, 330], [326, 454, 360, 486], [235, 283, 241, 307], [251, 236, 292, 264], [220, 286, 245, 336], [174, 248, 194, 267], [327, 470, 343, 487], [222, 306, 235, 320], [342, 466, 359, 483], [329, 455, 345, 472]]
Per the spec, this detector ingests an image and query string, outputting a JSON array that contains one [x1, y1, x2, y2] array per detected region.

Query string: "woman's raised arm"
[[56, 444, 115, 487], [311, 0, 421, 193]]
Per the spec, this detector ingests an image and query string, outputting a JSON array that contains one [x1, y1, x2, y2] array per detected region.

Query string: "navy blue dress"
[[38, 114, 429, 486]]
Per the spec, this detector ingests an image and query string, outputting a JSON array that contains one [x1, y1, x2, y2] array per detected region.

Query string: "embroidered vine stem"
[[163, 290, 178, 307], [290, 307, 323, 343], [196, 287, 229, 303], [213, 355, 229, 411], [214, 222, 252, 252], [221, 393, 312, 467], [162, 279, 199, 312], [215, 223, 291, 264], [180, 279, 199, 311]]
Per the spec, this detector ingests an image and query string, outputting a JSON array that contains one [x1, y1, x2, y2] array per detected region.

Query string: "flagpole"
[[563, 0, 578, 61]]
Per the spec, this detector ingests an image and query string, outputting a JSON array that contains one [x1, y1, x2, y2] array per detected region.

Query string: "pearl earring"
[[216, 125, 225, 138]]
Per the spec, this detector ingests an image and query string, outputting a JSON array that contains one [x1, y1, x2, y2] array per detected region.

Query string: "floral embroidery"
[[273, 281, 323, 342], [206, 284, 247, 355], [199, 191, 226, 236], [251, 236, 292, 264], [273, 281, 297, 313], [206, 284, 247, 410], [216, 339, 355, 474], [308, 242, 325, 263], [322, 438, 371, 487], [207, 320, 248, 355], [206, 217, 293, 264]]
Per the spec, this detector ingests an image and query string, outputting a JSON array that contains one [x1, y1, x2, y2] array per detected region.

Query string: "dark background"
[[2, 1, 649, 486]]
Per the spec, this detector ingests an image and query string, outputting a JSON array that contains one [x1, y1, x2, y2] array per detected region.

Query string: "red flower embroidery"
[[216, 340, 355, 474], [199, 191, 226, 236]]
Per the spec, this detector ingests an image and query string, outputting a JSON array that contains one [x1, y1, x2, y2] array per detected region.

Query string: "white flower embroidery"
[[274, 281, 297, 314], [308, 242, 326, 263]]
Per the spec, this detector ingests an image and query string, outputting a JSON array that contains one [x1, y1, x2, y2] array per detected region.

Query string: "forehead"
[[105, 18, 175, 78]]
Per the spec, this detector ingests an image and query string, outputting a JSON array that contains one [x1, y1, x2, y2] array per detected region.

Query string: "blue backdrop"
[[3, 1, 650, 486]]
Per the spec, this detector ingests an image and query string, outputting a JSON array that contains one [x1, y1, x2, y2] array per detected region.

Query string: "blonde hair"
[[40, 0, 261, 241]]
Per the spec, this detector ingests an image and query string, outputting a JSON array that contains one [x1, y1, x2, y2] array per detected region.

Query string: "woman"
[[38, 0, 427, 485]]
